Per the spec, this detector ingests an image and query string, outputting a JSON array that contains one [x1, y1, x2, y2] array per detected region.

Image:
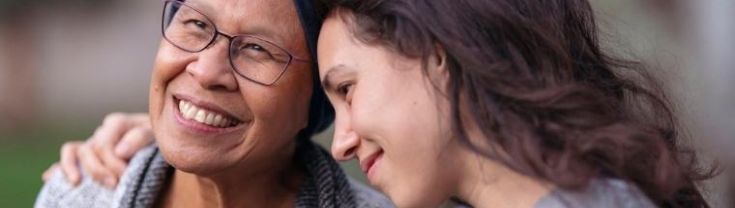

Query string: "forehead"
[[317, 16, 362, 70], [185, 0, 303, 45]]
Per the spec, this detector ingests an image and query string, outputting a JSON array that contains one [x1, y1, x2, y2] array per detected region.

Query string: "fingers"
[[60, 141, 83, 186], [78, 144, 117, 188], [96, 143, 128, 181], [88, 113, 151, 178], [91, 113, 151, 158], [90, 113, 135, 150], [114, 127, 154, 159], [61, 141, 82, 186], [42, 163, 60, 182], [127, 113, 151, 127], [47, 113, 151, 189], [84, 116, 129, 179]]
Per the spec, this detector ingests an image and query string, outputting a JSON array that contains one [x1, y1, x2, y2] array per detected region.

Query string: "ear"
[[427, 43, 450, 91]]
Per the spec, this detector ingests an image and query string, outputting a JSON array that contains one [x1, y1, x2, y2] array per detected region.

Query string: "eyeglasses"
[[161, 0, 310, 86]]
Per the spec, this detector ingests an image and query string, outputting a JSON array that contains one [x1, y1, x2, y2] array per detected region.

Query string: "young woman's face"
[[149, 0, 313, 175], [318, 15, 461, 207]]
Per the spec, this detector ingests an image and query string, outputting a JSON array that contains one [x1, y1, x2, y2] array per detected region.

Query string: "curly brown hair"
[[323, 0, 715, 207]]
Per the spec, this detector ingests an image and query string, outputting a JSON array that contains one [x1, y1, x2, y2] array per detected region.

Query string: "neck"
[[159, 149, 303, 208], [452, 116, 553, 207], [454, 152, 551, 208]]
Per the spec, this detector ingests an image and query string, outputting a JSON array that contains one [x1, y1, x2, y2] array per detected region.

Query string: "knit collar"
[[118, 140, 356, 208]]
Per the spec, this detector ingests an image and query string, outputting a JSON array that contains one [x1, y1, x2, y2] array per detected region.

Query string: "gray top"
[[35, 144, 653, 208], [35, 144, 394, 208], [534, 178, 656, 208]]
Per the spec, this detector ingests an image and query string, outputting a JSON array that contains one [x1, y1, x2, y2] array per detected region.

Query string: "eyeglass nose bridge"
[[199, 30, 237, 52], [162, 0, 302, 86], [197, 30, 283, 86]]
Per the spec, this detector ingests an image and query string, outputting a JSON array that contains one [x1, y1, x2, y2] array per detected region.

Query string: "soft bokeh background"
[[0, 0, 732, 207]]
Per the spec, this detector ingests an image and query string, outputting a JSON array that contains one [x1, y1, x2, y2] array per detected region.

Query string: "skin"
[[147, 0, 312, 207], [318, 14, 552, 207]]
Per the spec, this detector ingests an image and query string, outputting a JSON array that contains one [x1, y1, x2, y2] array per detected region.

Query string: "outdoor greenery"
[[0, 125, 91, 207]]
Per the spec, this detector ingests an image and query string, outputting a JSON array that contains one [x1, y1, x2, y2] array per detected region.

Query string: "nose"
[[186, 37, 238, 91], [331, 107, 359, 161]]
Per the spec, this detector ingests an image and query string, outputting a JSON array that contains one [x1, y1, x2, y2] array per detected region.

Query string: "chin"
[[163, 147, 233, 175], [155, 134, 237, 175]]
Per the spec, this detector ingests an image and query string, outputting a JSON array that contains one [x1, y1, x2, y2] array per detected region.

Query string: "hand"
[[41, 112, 154, 188]]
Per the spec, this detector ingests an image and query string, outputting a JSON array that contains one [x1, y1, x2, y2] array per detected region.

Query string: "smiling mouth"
[[361, 150, 384, 177], [174, 97, 243, 128]]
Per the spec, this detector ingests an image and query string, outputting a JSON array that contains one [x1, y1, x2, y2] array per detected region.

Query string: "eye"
[[243, 43, 265, 52], [184, 19, 209, 30], [236, 42, 276, 61], [240, 43, 272, 58], [336, 82, 354, 102]]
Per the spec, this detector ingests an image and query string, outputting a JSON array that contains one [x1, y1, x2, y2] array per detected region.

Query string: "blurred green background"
[[0, 124, 95, 207], [1, 0, 732, 207]]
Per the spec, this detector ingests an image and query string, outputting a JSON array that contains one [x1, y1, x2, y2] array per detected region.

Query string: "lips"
[[360, 150, 383, 179], [177, 99, 241, 127], [172, 94, 246, 133]]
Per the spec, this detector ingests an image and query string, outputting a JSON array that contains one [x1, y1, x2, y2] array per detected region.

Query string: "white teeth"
[[214, 115, 223, 127], [185, 105, 197, 120], [184, 102, 192, 112], [194, 110, 206, 123], [205, 113, 214, 125], [178, 99, 237, 127]]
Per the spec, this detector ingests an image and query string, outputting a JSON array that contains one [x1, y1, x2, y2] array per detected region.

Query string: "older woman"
[[35, 0, 391, 207]]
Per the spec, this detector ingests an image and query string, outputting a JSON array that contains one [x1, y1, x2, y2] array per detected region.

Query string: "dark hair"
[[325, 0, 715, 207], [293, 0, 335, 136]]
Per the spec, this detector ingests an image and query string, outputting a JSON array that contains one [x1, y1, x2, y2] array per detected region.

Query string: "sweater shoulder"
[[34, 145, 159, 208]]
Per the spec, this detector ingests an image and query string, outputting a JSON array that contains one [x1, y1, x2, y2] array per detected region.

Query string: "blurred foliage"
[[0, 140, 59, 207], [0, 124, 97, 207]]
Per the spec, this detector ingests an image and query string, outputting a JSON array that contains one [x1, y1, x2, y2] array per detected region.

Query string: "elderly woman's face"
[[149, 0, 312, 175]]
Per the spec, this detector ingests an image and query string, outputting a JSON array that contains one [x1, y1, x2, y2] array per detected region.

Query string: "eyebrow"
[[246, 25, 283, 45], [321, 65, 349, 91]]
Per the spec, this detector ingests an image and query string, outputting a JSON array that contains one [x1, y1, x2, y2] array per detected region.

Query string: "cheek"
[[152, 43, 188, 81], [149, 45, 191, 119], [351, 84, 441, 155], [355, 78, 447, 147], [362, 77, 453, 203], [241, 66, 313, 137]]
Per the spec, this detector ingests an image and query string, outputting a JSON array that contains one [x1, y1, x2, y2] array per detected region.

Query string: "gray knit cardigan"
[[35, 141, 393, 208]]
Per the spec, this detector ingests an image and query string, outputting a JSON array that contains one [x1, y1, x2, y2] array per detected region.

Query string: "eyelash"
[[335, 82, 354, 100]]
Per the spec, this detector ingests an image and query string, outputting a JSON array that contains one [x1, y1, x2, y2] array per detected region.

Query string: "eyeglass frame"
[[160, 0, 312, 86]]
